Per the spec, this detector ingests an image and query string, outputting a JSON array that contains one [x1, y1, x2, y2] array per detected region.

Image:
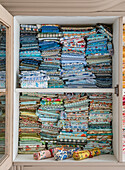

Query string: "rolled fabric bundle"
[[33, 150, 51, 160], [73, 148, 101, 160], [33, 148, 60, 160], [49, 148, 60, 157], [54, 148, 79, 161]]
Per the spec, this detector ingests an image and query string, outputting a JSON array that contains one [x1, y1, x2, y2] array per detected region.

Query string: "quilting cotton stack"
[[0, 95, 5, 154], [57, 93, 89, 146], [19, 25, 51, 88], [18, 93, 45, 154], [19, 70, 50, 88], [86, 24, 113, 88], [60, 26, 97, 88], [36, 93, 63, 145], [0, 24, 6, 88], [20, 25, 42, 71], [38, 25, 64, 88], [85, 93, 112, 153]]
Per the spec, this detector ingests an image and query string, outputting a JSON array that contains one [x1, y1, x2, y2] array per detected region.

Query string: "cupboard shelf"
[[14, 154, 117, 165], [15, 88, 115, 93]]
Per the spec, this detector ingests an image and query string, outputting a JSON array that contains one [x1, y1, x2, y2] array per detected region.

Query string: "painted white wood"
[[112, 17, 119, 161], [123, 154, 125, 162], [13, 17, 20, 161], [15, 88, 115, 93], [117, 17, 123, 163], [2, 0, 125, 16], [0, 4, 13, 170], [22, 166, 125, 170], [15, 16, 118, 25]]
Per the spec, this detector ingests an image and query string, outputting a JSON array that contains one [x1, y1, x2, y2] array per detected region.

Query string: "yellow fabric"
[[73, 148, 101, 160]]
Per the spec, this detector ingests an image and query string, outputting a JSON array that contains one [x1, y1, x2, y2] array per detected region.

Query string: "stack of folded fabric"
[[57, 93, 89, 146], [123, 25, 125, 88], [0, 95, 5, 154], [0, 24, 6, 88], [60, 26, 96, 88], [85, 93, 112, 153], [19, 24, 42, 71], [123, 95, 125, 153], [86, 24, 113, 88], [36, 93, 63, 145], [19, 70, 50, 88], [38, 24, 64, 88], [18, 93, 45, 154]]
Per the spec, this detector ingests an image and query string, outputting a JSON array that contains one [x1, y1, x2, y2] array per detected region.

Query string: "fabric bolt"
[[73, 148, 101, 160], [54, 148, 79, 161], [33, 147, 60, 160]]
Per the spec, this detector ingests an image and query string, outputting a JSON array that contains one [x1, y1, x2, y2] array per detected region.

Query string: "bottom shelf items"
[[18, 92, 113, 161], [14, 154, 117, 163]]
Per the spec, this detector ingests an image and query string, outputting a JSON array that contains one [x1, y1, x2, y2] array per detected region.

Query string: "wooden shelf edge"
[[15, 88, 115, 93]]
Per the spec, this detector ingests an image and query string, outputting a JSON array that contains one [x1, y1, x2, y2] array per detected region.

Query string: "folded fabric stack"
[[19, 70, 50, 88], [57, 93, 89, 146], [0, 95, 5, 154], [38, 24, 64, 88], [0, 24, 6, 88], [60, 26, 96, 88], [36, 93, 63, 145], [123, 25, 125, 88], [86, 24, 113, 88], [20, 24, 42, 71], [18, 93, 45, 154], [123, 95, 125, 153], [18, 24, 114, 89], [18, 92, 113, 154], [85, 93, 112, 153]]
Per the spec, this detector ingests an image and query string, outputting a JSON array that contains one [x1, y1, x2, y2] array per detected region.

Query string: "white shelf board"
[[123, 154, 125, 162], [14, 154, 117, 166], [16, 88, 115, 93], [0, 89, 6, 93]]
